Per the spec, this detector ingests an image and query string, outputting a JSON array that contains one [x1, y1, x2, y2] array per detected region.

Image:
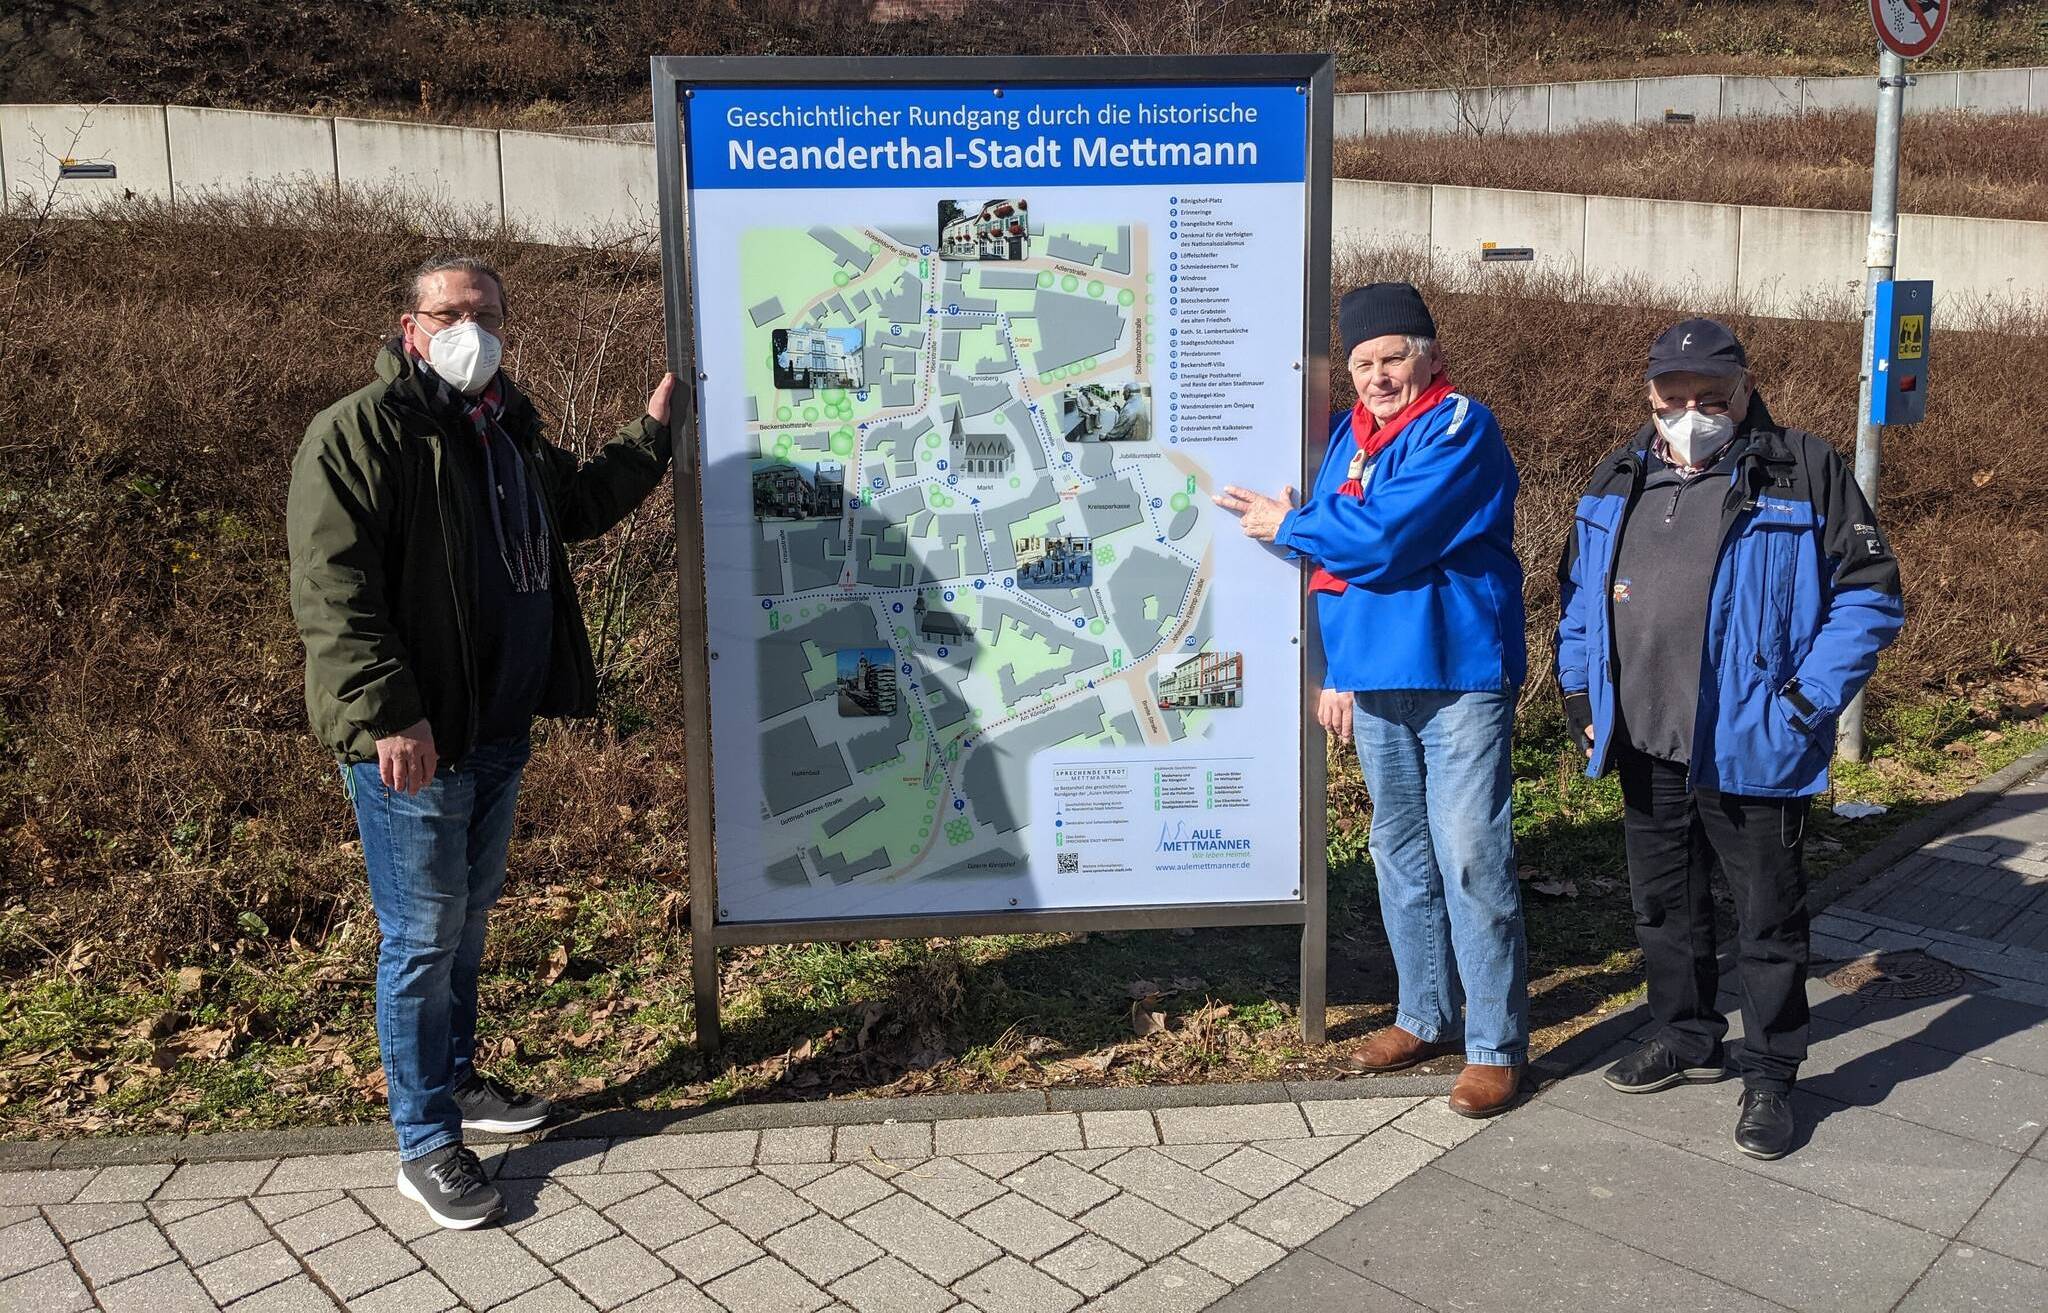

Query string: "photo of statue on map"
[[1055, 381, 1152, 443], [1014, 533, 1093, 588], [1156, 651, 1245, 710], [834, 648, 899, 718], [937, 198, 1030, 260], [752, 457, 845, 521], [771, 325, 865, 390]]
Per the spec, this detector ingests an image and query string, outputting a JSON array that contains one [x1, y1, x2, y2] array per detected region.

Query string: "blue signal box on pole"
[[1870, 280, 1932, 425]]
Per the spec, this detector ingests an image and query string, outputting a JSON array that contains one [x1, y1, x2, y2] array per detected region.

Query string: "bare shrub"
[[1336, 108, 2048, 222], [0, 188, 677, 978], [0, 192, 2039, 989], [1327, 242, 2048, 721], [21, 2, 2044, 126]]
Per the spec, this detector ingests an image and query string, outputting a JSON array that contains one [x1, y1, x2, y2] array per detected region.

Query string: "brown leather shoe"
[[1448, 1062, 1524, 1119], [1344, 1026, 1456, 1074]]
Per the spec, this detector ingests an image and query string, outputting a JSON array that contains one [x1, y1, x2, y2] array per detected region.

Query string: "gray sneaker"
[[396, 1145, 503, 1230], [453, 1073, 551, 1134]]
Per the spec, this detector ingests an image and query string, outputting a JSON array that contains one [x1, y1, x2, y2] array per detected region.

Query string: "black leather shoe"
[[1602, 1037, 1726, 1094], [1734, 1087, 1796, 1160]]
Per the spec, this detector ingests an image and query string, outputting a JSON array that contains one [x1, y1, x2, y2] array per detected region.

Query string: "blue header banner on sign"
[[687, 83, 1307, 190]]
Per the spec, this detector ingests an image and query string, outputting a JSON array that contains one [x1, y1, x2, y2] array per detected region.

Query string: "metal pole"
[[1838, 45, 1905, 763], [649, 62, 724, 1052]]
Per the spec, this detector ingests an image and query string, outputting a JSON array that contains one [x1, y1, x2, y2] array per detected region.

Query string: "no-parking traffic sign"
[[1870, 0, 1948, 59]]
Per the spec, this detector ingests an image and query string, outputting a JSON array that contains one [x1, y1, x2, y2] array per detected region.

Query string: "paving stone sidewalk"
[[1223, 758, 2048, 1311], [6, 757, 2045, 1312], [0, 1088, 1491, 1312]]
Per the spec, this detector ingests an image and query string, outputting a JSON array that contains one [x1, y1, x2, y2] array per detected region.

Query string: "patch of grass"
[[5, 683, 2036, 1139], [1336, 108, 2048, 222]]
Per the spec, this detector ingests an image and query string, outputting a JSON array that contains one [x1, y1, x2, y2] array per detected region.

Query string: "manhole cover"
[[1825, 950, 1969, 999]]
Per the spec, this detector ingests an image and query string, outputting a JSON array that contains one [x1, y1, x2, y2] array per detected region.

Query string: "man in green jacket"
[[287, 255, 676, 1230]]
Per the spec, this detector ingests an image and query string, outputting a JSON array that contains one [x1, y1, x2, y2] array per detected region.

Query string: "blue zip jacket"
[[1556, 398, 1904, 797], [1274, 393, 1526, 693]]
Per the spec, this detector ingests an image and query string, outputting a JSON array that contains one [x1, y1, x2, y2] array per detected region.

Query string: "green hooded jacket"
[[287, 342, 672, 766]]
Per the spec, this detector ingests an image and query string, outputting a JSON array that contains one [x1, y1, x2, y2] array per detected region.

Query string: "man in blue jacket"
[[1217, 282, 1529, 1118], [1556, 318, 1903, 1160]]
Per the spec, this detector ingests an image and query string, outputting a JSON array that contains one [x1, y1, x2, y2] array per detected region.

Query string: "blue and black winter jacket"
[[1275, 393, 1527, 694], [1555, 397, 1904, 797]]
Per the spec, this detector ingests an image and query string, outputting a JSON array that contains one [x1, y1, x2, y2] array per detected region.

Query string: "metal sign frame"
[[1869, 0, 1948, 58], [651, 53, 1336, 1051]]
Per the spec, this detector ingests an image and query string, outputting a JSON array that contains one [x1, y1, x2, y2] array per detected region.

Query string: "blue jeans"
[[1352, 689, 1528, 1065], [345, 740, 529, 1160]]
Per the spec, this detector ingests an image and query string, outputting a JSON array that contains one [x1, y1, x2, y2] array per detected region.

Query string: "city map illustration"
[[732, 211, 1245, 896]]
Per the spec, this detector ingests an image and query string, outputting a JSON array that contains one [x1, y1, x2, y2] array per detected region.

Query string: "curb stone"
[[1809, 743, 2048, 911], [0, 1075, 1457, 1172]]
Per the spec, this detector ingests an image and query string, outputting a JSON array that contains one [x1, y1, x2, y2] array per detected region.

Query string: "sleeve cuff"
[[1272, 507, 1303, 553], [1779, 679, 1824, 734]]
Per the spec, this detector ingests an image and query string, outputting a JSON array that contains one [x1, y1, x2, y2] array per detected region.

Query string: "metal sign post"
[[1841, 1, 1943, 761], [652, 55, 1335, 1051]]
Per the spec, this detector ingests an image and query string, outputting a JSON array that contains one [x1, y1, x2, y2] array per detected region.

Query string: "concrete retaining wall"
[[1335, 65, 2046, 136], [1897, 212, 2048, 310], [1547, 79, 1637, 131], [1429, 184, 1585, 279], [1721, 76, 1805, 118], [1735, 205, 1867, 314], [1332, 178, 2048, 319], [335, 118, 503, 219], [7, 100, 2045, 323], [500, 129, 655, 242], [1332, 179, 1429, 254], [167, 106, 335, 199], [1581, 194, 1740, 302], [0, 104, 172, 209]]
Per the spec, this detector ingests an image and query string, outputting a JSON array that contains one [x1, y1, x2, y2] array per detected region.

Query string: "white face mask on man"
[[1653, 406, 1736, 467], [422, 319, 503, 395]]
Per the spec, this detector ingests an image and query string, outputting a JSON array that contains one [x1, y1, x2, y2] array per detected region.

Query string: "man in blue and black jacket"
[[1556, 318, 1903, 1160]]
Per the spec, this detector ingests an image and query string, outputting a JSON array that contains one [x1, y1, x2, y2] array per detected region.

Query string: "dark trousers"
[[1617, 744, 1811, 1092]]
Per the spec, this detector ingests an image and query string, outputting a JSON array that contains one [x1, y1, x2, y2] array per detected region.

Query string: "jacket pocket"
[[1739, 518, 1805, 680], [1714, 668, 1825, 794]]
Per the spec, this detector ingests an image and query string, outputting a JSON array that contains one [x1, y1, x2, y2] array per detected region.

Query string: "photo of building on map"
[[835, 648, 899, 718], [1055, 381, 1152, 443], [1014, 534, 1093, 588], [772, 325, 866, 390], [1157, 651, 1245, 711], [913, 595, 974, 648], [938, 198, 1030, 260], [752, 457, 845, 521], [945, 405, 1017, 479]]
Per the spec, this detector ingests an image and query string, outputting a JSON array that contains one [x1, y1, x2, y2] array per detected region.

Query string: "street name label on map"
[[682, 82, 1310, 923]]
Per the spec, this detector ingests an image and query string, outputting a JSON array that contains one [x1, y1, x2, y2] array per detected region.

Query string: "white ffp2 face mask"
[[1654, 407, 1735, 467], [423, 320, 502, 395]]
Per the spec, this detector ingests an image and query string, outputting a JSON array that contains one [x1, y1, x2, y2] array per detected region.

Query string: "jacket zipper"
[[1688, 450, 1762, 789], [1597, 447, 1650, 776], [511, 435, 592, 709], [433, 430, 482, 764]]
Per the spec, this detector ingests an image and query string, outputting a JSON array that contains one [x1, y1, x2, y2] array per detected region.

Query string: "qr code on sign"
[[1056, 851, 1081, 875]]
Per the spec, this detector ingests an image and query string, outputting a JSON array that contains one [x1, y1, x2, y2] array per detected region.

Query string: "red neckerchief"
[[1307, 373, 1457, 596]]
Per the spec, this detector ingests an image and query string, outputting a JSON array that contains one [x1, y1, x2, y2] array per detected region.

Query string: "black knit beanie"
[[1339, 282, 1438, 357]]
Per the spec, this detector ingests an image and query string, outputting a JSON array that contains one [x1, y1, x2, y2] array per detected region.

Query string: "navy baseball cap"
[[1646, 318, 1748, 380]]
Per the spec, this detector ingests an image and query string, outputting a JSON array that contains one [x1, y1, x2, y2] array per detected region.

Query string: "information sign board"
[[651, 55, 1335, 1046]]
